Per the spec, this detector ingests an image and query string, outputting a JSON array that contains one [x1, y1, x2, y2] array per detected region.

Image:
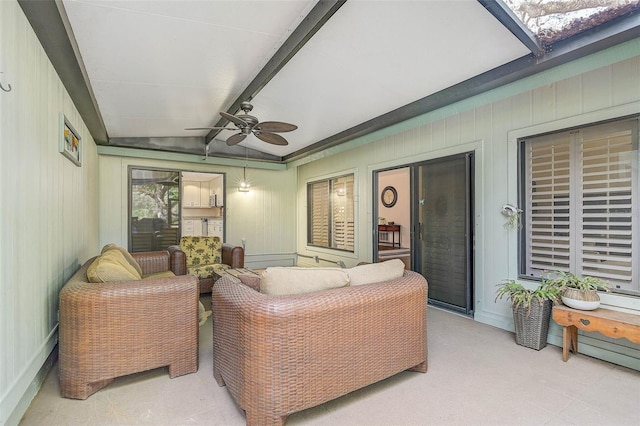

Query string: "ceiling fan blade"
[[184, 127, 236, 130], [226, 133, 247, 146], [256, 121, 297, 133], [255, 131, 288, 146], [220, 111, 248, 128]]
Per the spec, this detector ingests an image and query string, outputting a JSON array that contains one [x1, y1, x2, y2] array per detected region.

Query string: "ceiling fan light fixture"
[[187, 102, 296, 147]]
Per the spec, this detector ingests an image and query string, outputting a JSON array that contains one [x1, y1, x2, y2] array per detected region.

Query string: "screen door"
[[414, 153, 474, 315]]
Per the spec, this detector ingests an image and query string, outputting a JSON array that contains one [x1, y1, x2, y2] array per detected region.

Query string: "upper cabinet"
[[183, 180, 213, 208], [180, 172, 224, 209], [210, 176, 224, 207]]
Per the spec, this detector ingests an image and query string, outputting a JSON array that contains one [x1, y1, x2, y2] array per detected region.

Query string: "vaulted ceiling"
[[19, 0, 640, 163]]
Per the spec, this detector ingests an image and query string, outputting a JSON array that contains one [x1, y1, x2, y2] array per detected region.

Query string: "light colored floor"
[[20, 298, 640, 426]]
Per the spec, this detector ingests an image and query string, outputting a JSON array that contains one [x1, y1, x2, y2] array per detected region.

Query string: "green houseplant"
[[501, 204, 522, 230], [545, 271, 611, 311], [495, 280, 562, 350]]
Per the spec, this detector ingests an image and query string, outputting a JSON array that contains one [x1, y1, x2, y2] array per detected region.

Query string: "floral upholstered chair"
[[180, 236, 230, 278], [177, 236, 232, 293], [170, 236, 245, 293]]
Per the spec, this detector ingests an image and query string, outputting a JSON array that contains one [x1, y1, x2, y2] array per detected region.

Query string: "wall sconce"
[[238, 166, 250, 192]]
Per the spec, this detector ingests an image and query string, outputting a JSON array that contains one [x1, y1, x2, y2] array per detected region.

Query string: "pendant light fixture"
[[238, 148, 250, 192], [238, 166, 250, 192]]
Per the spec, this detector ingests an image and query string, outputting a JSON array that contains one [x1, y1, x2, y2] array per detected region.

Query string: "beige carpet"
[[20, 297, 640, 425]]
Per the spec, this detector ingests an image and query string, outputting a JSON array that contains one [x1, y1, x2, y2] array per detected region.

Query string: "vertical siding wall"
[[98, 155, 297, 267], [297, 51, 640, 368], [1, 2, 100, 423]]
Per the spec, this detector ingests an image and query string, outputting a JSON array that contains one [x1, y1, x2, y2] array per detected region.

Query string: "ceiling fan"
[[186, 101, 297, 146]]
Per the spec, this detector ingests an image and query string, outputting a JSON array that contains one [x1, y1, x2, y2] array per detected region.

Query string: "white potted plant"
[[546, 271, 611, 310]]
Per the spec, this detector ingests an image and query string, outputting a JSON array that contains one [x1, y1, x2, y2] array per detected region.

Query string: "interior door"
[[414, 153, 473, 315]]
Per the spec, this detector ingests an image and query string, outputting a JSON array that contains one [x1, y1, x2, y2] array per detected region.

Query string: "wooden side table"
[[378, 224, 400, 247], [552, 305, 640, 362]]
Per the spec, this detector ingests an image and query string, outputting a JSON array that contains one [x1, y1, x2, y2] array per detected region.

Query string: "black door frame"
[[373, 152, 475, 316], [411, 152, 474, 316]]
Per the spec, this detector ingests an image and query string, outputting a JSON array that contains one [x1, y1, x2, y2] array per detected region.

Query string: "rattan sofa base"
[[59, 250, 199, 400], [212, 270, 428, 425]]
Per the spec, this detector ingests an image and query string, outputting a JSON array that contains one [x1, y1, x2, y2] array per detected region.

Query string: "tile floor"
[[20, 299, 640, 425]]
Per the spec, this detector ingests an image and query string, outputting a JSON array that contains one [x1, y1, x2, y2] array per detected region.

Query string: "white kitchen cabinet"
[[183, 180, 213, 208], [199, 181, 211, 207], [182, 219, 202, 236], [210, 176, 223, 207], [207, 219, 223, 238], [182, 181, 201, 207]]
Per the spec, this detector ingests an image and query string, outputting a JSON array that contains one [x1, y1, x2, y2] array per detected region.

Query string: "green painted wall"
[[1, 2, 100, 423], [296, 43, 640, 370]]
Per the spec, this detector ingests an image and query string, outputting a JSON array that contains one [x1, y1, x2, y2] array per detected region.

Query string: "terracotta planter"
[[561, 288, 600, 310]]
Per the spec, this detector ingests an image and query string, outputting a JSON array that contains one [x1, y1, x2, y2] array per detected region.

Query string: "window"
[[520, 117, 639, 295], [307, 174, 355, 251]]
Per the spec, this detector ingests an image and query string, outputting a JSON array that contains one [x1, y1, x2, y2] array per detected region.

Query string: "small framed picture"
[[59, 113, 82, 166]]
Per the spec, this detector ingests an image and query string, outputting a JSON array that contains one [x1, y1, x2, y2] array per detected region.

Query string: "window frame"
[[517, 116, 640, 296], [306, 172, 356, 253]]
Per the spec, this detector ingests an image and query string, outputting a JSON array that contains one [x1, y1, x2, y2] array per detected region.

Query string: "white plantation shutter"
[[526, 134, 571, 273], [523, 118, 639, 294], [331, 175, 355, 250], [579, 124, 637, 289], [309, 180, 329, 247], [307, 174, 355, 252]]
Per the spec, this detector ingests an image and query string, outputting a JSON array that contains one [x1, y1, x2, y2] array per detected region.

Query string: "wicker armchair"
[[59, 249, 199, 400], [212, 270, 428, 425]]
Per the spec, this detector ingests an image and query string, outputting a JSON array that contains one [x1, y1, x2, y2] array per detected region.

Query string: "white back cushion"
[[260, 267, 350, 296], [347, 259, 405, 286]]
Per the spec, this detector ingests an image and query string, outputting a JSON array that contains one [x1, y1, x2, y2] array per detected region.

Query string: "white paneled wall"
[[1, 2, 100, 423], [98, 155, 297, 266], [297, 53, 640, 368]]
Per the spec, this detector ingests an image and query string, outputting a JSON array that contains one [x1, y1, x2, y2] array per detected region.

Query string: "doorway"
[[413, 153, 474, 316], [373, 152, 474, 316]]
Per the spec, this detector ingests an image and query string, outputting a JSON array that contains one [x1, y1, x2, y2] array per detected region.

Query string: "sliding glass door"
[[413, 153, 474, 315], [129, 168, 180, 252]]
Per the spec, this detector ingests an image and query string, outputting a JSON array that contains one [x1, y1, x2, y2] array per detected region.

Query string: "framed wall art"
[[59, 113, 82, 166]]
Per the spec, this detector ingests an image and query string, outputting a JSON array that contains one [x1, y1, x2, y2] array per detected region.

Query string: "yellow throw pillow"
[[260, 267, 349, 296], [87, 250, 142, 283], [101, 243, 143, 277], [347, 258, 405, 286]]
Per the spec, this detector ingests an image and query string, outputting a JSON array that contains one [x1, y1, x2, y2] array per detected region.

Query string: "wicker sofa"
[[59, 249, 199, 400], [212, 269, 428, 425], [169, 236, 244, 294]]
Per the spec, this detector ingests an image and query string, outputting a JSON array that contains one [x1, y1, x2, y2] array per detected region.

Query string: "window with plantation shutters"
[[521, 117, 639, 295], [307, 174, 355, 252]]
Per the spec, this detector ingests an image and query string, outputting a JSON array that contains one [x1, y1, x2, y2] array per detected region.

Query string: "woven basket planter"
[[561, 288, 601, 310], [512, 299, 553, 350]]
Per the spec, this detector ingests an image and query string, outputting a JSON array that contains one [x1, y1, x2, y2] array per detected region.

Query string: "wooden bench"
[[552, 305, 640, 362]]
